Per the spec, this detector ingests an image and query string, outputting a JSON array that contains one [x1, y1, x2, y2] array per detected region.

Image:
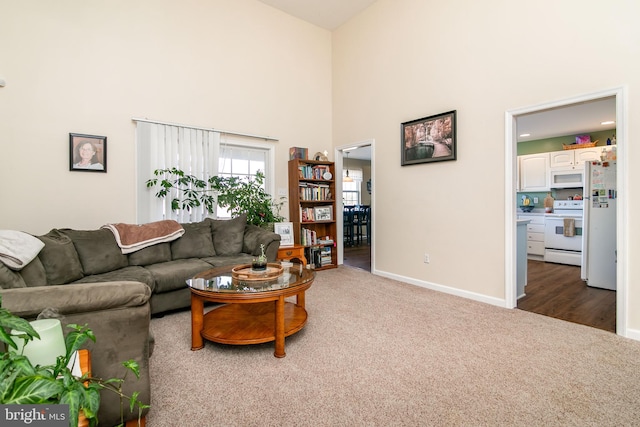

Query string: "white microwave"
[[550, 168, 584, 188]]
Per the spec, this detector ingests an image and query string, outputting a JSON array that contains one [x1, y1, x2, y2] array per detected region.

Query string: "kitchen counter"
[[517, 209, 545, 215]]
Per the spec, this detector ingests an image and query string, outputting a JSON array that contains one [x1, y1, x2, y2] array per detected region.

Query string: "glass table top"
[[186, 263, 315, 294]]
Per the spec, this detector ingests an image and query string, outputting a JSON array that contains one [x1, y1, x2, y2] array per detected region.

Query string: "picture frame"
[[401, 110, 456, 166], [69, 133, 107, 172], [274, 222, 295, 247], [289, 147, 308, 160], [314, 206, 333, 222]]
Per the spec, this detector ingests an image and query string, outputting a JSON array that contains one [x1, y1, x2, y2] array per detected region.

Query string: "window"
[[135, 120, 275, 223], [215, 136, 273, 218], [343, 168, 363, 206]]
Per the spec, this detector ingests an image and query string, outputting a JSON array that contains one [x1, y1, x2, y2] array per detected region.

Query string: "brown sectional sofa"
[[0, 213, 280, 426]]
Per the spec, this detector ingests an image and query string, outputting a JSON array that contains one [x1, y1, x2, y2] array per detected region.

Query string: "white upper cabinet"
[[519, 153, 550, 191], [549, 147, 602, 169], [574, 147, 602, 165], [549, 150, 574, 168]]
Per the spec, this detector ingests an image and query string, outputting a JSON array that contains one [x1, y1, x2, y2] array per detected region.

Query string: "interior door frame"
[[504, 86, 628, 337], [336, 139, 375, 271]]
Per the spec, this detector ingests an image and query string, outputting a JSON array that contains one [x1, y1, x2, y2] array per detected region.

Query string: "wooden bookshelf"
[[288, 159, 337, 270]]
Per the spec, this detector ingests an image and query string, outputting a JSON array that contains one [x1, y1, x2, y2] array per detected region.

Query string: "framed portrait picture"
[[274, 222, 295, 247], [69, 133, 107, 172], [401, 110, 456, 166], [314, 206, 333, 222]]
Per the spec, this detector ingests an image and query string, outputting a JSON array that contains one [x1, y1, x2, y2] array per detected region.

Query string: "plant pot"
[[251, 261, 267, 271]]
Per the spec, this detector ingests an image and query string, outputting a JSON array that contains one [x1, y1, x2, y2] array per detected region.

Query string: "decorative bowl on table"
[[232, 263, 284, 281]]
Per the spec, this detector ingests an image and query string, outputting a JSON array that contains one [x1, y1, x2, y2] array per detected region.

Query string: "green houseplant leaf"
[[146, 168, 285, 226]]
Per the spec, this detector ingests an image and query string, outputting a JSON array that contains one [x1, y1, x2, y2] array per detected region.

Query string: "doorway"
[[505, 87, 627, 336], [337, 140, 375, 272]]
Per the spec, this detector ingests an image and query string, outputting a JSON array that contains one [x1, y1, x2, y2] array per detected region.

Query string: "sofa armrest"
[[0, 281, 151, 319], [0, 282, 152, 426], [243, 225, 281, 261]]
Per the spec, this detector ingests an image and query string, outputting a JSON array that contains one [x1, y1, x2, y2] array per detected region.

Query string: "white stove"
[[547, 200, 584, 215], [544, 200, 583, 266]]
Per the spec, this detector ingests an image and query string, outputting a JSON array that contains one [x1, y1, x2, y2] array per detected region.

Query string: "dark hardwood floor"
[[343, 243, 371, 271], [518, 260, 616, 333]]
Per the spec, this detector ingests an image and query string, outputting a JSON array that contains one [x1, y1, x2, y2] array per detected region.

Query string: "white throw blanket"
[[0, 230, 45, 270]]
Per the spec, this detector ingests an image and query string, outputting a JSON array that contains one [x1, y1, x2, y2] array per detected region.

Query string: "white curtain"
[[136, 121, 220, 224]]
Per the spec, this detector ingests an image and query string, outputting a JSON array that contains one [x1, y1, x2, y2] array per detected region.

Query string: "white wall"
[[0, 0, 332, 234], [332, 0, 640, 330]]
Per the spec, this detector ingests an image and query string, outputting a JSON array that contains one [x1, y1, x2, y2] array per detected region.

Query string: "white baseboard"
[[372, 268, 506, 308], [371, 267, 639, 343], [623, 328, 640, 341]]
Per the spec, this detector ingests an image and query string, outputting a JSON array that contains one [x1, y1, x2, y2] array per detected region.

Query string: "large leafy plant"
[[146, 168, 285, 226], [0, 297, 148, 427]]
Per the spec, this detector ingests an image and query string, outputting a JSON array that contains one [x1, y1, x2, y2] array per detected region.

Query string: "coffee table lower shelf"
[[200, 301, 307, 347]]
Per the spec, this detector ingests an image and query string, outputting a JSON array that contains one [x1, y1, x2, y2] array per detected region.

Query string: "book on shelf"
[[300, 228, 317, 246], [301, 207, 316, 222], [298, 164, 332, 180], [317, 238, 334, 245], [301, 228, 335, 247], [298, 182, 331, 201], [305, 245, 333, 268]]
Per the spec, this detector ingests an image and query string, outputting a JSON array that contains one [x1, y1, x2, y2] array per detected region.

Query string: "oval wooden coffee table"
[[187, 264, 315, 358]]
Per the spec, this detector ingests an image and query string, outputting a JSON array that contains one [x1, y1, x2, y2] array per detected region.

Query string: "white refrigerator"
[[581, 161, 617, 290]]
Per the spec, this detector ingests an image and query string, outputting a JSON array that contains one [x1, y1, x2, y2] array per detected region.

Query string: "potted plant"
[[146, 168, 285, 227], [251, 244, 268, 271], [0, 297, 148, 427]]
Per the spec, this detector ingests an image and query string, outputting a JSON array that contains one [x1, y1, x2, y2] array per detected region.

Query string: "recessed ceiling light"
[[601, 120, 615, 125], [519, 133, 531, 137]]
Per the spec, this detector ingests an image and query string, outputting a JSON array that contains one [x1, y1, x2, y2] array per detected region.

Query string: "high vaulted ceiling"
[[256, 1, 617, 154], [257, 0, 379, 30]]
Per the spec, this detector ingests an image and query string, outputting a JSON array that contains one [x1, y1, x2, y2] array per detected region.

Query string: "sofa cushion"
[[37, 230, 84, 285], [207, 213, 247, 256], [60, 229, 128, 275], [72, 266, 156, 293], [128, 243, 171, 266], [0, 263, 26, 289], [19, 257, 47, 287], [201, 254, 254, 268], [170, 221, 215, 260], [145, 259, 213, 293]]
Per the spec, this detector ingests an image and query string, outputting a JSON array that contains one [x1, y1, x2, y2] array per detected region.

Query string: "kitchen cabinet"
[[517, 213, 545, 259], [519, 153, 550, 191], [549, 147, 601, 169]]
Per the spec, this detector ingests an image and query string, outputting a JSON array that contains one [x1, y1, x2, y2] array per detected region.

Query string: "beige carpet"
[[147, 266, 640, 426]]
